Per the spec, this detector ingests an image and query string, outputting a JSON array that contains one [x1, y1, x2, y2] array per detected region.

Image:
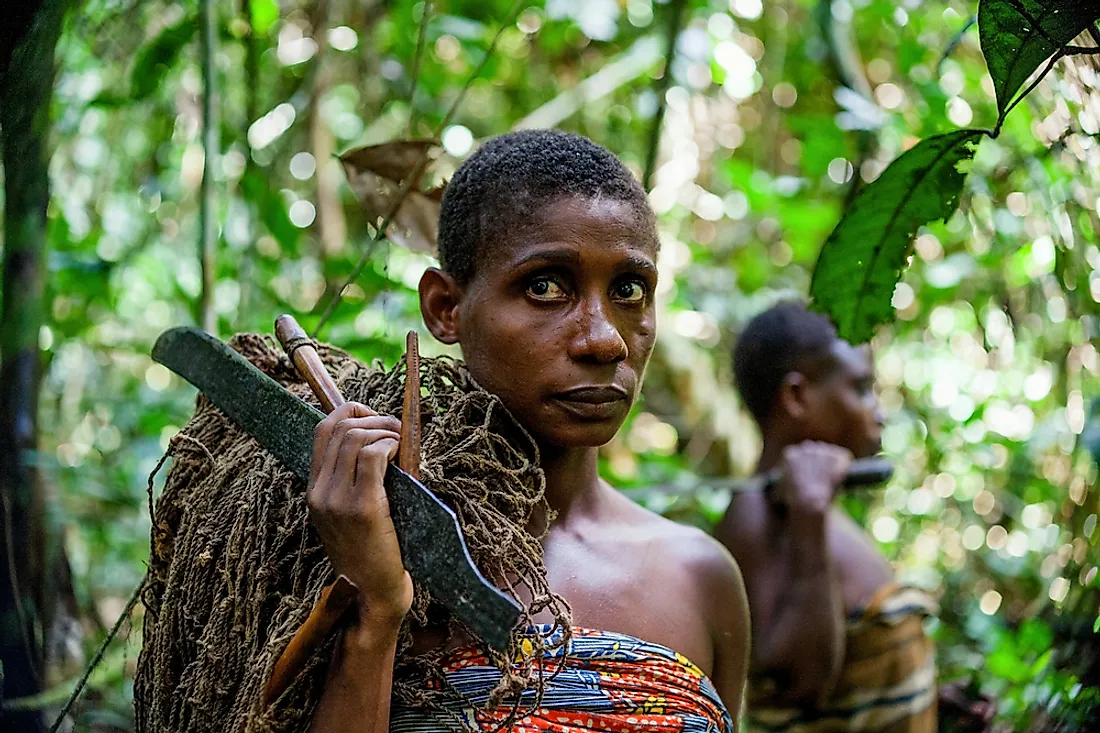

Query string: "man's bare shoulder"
[[715, 490, 773, 559]]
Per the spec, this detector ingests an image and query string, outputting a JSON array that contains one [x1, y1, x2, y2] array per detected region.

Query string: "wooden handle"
[[275, 314, 345, 414], [398, 331, 421, 478], [263, 575, 359, 704]]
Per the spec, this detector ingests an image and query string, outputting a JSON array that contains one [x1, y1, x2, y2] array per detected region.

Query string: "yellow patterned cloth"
[[746, 584, 938, 733]]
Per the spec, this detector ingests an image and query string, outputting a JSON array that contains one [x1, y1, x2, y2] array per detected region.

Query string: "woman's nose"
[[571, 298, 628, 364]]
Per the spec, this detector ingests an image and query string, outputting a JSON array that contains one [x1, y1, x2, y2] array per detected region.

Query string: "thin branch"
[[1063, 45, 1100, 55], [642, 0, 687, 191], [937, 14, 977, 75], [513, 36, 663, 130], [312, 0, 529, 337], [48, 581, 144, 732], [995, 51, 1063, 136], [407, 0, 432, 136], [198, 0, 218, 334]]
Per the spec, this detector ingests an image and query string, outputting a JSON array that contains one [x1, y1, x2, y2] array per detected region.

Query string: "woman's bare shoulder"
[[607, 486, 745, 592]]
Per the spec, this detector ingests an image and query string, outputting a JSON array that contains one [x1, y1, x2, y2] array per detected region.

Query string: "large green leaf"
[[810, 129, 986, 343], [978, 0, 1100, 122], [131, 20, 196, 100]]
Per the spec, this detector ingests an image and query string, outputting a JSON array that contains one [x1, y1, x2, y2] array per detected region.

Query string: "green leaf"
[[131, 20, 197, 100], [809, 129, 986, 343], [978, 0, 1100, 122], [249, 0, 279, 37]]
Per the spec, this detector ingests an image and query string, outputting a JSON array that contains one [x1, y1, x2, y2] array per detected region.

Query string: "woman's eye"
[[527, 277, 567, 301], [612, 279, 647, 303]]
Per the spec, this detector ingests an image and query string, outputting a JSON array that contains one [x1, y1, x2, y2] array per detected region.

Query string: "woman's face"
[[424, 195, 659, 450]]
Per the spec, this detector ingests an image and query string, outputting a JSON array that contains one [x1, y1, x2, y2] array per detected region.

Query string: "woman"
[[306, 129, 750, 732]]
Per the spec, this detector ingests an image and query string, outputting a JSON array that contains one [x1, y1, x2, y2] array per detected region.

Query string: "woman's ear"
[[419, 267, 463, 344], [776, 372, 809, 422]]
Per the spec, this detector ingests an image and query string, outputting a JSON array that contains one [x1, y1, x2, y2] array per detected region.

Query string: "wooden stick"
[[263, 576, 358, 705], [398, 331, 421, 479], [275, 315, 345, 413]]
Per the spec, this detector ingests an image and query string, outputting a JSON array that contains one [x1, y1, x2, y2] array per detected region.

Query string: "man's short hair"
[[733, 301, 839, 427], [437, 129, 655, 283]]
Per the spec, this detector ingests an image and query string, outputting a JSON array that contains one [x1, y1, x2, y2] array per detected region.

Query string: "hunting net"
[[133, 333, 572, 733]]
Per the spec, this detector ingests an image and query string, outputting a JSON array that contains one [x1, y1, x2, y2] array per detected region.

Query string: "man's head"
[[732, 301, 883, 458], [419, 130, 660, 451]]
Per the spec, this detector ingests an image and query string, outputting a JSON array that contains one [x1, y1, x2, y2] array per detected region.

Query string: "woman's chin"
[[530, 422, 625, 452]]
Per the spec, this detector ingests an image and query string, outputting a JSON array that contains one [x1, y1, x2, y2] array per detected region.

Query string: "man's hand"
[[772, 442, 853, 519], [939, 680, 996, 733], [309, 402, 414, 628]]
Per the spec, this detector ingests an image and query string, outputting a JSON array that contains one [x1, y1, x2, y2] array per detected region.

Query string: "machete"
[[151, 326, 521, 651]]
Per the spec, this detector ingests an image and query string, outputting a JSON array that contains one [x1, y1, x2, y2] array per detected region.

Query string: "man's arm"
[[753, 509, 845, 707], [715, 443, 850, 709]]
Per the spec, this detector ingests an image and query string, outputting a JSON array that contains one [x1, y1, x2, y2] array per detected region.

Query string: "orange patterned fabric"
[[746, 584, 938, 733], [391, 626, 734, 733]]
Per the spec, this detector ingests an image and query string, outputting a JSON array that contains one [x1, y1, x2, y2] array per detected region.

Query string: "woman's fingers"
[[330, 428, 400, 504], [311, 403, 373, 482], [319, 413, 399, 483], [305, 405, 410, 619], [309, 402, 401, 505], [352, 438, 400, 511]]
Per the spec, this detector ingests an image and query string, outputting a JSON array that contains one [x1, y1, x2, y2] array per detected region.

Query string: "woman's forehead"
[[484, 195, 658, 266]]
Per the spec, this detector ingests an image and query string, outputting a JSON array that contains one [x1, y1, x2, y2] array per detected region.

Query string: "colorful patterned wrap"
[[746, 584, 938, 733], [391, 625, 735, 733]]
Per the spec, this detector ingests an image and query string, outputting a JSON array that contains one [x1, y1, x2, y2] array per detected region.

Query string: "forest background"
[[1, 0, 1100, 730]]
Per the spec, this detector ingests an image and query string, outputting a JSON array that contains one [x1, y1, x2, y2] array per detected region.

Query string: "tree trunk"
[[0, 0, 69, 729], [642, 0, 688, 191], [309, 0, 347, 257], [199, 0, 219, 334]]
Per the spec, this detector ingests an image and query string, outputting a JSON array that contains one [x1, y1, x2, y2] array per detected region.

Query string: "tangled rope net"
[[134, 334, 572, 732]]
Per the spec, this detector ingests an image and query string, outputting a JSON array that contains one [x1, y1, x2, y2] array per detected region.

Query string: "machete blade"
[[151, 326, 521, 651]]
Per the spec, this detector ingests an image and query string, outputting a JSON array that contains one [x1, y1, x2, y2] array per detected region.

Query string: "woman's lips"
[[554, 385, 628, 403], [550, 386, 629, 420]]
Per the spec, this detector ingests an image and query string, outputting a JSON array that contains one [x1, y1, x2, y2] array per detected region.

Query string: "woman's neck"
[[537, 444, 604, 523]]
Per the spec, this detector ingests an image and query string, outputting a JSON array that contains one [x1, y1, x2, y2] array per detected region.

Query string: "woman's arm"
[[309, 619, 403, 732], [700, 546, 752, 728], [304, 402, 415, 733]]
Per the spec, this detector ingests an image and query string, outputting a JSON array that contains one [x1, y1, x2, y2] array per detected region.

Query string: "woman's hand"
[[309, 402, 414, 627]]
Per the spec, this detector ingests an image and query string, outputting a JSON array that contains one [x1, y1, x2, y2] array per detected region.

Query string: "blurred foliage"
[[6, 0, 1100, 729]]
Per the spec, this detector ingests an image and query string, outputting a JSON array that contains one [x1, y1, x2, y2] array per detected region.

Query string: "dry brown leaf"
[[341, 139, 445, 254]]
